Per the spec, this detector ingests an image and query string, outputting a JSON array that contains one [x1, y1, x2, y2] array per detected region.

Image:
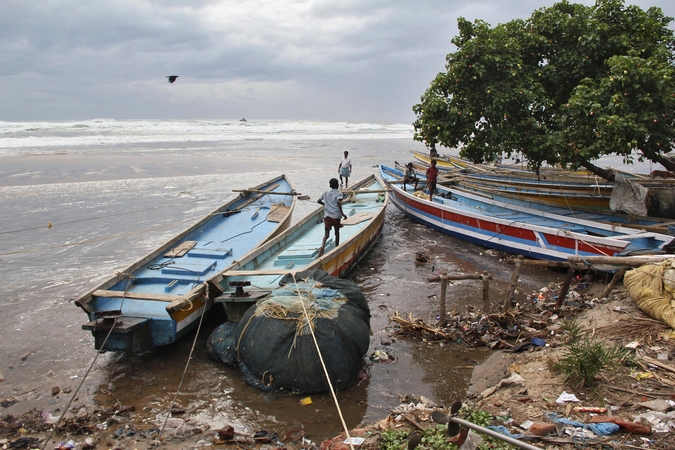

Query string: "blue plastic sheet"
[[487, 425, 524, 439], [545, 412, 620, 436]]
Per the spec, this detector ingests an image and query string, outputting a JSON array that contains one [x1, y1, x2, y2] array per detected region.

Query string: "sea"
[[0, 119, 630, 445]]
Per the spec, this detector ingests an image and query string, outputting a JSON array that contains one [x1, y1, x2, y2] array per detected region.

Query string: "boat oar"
[[232, 189, 301, 196], [431, 402, 540, 450]]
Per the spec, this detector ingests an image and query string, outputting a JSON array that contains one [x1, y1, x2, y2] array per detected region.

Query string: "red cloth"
[[324, 216, 343, 230], [426, 165, 438, 183]]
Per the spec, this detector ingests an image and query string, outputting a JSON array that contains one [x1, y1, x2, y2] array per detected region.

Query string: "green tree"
[[413, 0, 675, 178]]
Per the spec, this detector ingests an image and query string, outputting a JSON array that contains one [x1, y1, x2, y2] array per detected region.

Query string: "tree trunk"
[[575, 159, 616, 182]]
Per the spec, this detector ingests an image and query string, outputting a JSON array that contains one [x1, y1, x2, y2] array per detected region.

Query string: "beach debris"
[[635, 399, 673, 412], [556, 391, 580, 404], [479, 372, 525, 399], [415, 252, 431, 263], [217, 425, 235, 441], [166, 75, 179, 83], [299, 396, 312, 406]]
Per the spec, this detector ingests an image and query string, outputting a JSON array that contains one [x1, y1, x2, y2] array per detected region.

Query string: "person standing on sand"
[[338, 151, 352, 188], [426, 159, 439, 202], [317, 178, 347, 257]]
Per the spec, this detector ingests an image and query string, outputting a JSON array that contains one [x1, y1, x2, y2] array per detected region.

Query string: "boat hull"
[[75, 175, 297, 352]]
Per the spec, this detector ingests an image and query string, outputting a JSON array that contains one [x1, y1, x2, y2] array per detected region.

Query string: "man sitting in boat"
[[430, 145, 439, 158], [403, 162, 419, 191]]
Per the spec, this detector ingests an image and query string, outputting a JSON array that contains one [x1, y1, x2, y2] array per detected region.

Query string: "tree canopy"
[[412, 0, 675, 178]]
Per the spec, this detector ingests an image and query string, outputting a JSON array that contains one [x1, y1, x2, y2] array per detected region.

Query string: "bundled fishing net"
[[208, 270, 370, 394]]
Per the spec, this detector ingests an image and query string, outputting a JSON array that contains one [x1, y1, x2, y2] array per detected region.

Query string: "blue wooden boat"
[[75, 175, 297, 352], [379, 165, 673, 263], [214, 174, 387, 320]]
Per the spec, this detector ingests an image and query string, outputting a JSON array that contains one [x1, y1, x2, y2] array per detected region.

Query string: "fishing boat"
[[75, 175, 297, 352], [214, 174, 388, 320], [379, 165, 673, 263], [450, 179, 612, 210], [448, 182, 675, 235]]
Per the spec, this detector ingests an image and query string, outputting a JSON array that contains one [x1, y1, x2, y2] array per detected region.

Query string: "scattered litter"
[[343, 437, 364, 445], [574, 407, 607, 413], [556, 391, 580, 404], [299, 397, 312, 406], [545, 412, 620, 436], [479, 372, 525, 399], [635, 399, 673, 412], [633, 410, 675, 433]]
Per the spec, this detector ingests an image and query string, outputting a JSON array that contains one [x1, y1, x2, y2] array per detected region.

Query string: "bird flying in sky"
[[166, 75, 179, 83]]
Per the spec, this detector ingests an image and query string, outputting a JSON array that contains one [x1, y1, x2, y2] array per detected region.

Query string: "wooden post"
[[555, 267, 577, 310], [503, 255, 524, 311], [481, 273, 490, 313], [428, 273, 493, 316], [601, 269, 626, 299], [439, 276, 448, 326]]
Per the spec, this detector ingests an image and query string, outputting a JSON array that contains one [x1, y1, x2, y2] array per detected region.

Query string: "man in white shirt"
[[338, 151, 352, 188], [317, 178, 347, 257]]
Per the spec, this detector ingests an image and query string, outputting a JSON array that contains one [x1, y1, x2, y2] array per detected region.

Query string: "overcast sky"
[[1, 1, 673, 123]]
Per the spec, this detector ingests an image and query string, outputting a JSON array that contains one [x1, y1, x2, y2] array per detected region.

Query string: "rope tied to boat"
[[289, 272, 355, 450], [557, 229, 612, 257], [158, 281, 210, 442]]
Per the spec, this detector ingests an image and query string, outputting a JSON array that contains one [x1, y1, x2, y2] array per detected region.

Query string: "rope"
[[557, 229, 612, 257], [40, 319, 118, 450], [1, 196, 282, 257], [289, 273, 355, 450], [40, 276, 136, 449], [158, 283, 210, 441]]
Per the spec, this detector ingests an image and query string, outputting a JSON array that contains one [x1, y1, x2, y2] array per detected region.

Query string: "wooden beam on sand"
[[568, 254, 675, 268]]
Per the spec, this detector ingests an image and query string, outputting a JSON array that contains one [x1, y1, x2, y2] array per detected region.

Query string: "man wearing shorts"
[[338, 151, 352, 188], [317, 178, 347, 257]]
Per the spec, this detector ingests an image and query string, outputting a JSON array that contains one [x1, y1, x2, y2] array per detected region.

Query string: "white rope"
[[290, 273, 355, 450], [158, 282, 210, 441]]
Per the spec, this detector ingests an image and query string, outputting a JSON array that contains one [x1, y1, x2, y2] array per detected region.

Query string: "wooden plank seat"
[[160, 260, 217, 275], [186, 248, 233, 259]]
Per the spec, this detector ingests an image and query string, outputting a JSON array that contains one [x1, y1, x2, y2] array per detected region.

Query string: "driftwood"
[[390, 312, 449, 338]]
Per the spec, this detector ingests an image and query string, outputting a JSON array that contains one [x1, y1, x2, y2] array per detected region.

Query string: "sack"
[[624, 258, 675, 329]]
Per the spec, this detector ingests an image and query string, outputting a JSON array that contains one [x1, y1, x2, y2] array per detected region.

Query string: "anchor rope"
[[40, 276, 135, 450], [0, 196, 283, 257], [158, 282, 210, 441], [290, 273, 355, 450]]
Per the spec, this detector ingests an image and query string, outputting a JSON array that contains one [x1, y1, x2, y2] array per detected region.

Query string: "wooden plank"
[[342, 212, 374, 225], [92, 289, 201, 303], [219, 268, 301, 277], [232, 189, 296, 195], [267, 204, 291, 223], [568, 254, 675, 267], [164, 240, 197, 258], [341, 189, 392, 194]]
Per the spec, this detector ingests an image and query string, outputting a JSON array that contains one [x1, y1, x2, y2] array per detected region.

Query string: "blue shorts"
[[340, 167, 350, 178]]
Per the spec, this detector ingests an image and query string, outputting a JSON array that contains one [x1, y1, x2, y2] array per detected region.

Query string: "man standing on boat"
[[338, 151, 352, 188], [317, 178, 347, 257], [426, 160, 438, 202]]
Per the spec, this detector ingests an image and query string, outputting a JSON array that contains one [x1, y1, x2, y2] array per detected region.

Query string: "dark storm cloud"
[[1, 0, 673, 122]]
